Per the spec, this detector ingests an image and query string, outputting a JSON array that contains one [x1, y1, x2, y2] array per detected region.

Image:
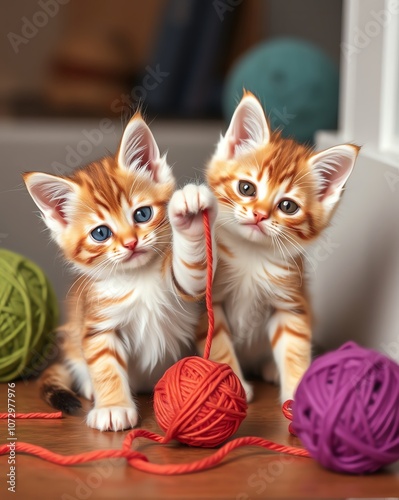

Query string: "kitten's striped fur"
[[198, 92, 359, 402], [23, 114, 217, 431]]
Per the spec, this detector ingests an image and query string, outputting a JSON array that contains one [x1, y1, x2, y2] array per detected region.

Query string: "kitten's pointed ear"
[[23, 172, 76, 235], [216, 91, 270, 160], [309, 144, 360, 207], [117, 115, 173, 184]]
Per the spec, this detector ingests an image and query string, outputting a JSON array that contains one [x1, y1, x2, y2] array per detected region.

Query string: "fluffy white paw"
[[168, 184, 218, 238], [86, 406, 138, 432], [241, 379, 254, 403]]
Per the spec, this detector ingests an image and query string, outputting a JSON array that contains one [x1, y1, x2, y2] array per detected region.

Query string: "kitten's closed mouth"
[[243, 223, 267, 235], [124, 250, 147, 262]]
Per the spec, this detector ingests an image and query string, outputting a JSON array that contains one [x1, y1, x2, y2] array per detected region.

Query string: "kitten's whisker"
[[74, 260, 113, 311], [276, 235, 303, 284], [272, 233, 288, 270], [270, 230, 290, 271], [68, 259, 106, 298], [277, 229, 316, 274], [278, 226, 313, 258], [277, 228, 307, 254], [266, 225, 303, 279], [217, 218, 237, 230]]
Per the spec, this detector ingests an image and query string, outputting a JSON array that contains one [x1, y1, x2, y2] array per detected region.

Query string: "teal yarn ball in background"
[[0, 249, 59, 382], [223, 37, 339, 144]]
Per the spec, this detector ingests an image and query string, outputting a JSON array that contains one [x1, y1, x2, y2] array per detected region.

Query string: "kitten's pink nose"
[[123, 240, 138, 251], [253, 211, 269, 223]]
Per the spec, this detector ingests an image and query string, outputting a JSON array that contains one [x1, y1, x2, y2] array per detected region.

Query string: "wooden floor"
[[0, 380, 398, 499]]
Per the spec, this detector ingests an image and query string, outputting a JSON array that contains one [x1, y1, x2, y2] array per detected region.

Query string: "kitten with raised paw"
[[23, 114, 217, 431], [197, 91, 359, 403]]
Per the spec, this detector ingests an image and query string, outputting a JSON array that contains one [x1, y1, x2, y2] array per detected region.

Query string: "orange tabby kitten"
[[196, 91, 359, 402], [23, 114, 217, 431]]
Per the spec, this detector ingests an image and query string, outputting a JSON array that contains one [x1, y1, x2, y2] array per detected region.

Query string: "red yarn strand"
[[0, 412, 62, 419], [202, 210, 215, 361], [281, 400, 297, 436], [0, 431, 309, 475]]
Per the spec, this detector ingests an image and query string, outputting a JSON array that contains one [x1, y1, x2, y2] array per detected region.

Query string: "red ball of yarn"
[[153, 356, 247, 447]]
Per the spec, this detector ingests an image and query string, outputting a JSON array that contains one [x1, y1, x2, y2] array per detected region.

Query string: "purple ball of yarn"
[[293, 341, 399, 474]]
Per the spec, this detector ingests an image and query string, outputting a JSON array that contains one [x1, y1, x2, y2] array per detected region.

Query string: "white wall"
[[312, 131, 399, 361]]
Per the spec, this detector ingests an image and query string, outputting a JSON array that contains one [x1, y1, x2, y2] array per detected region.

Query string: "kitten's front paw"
[[87, 405, 138, 431], [168, 184, 218, 238]]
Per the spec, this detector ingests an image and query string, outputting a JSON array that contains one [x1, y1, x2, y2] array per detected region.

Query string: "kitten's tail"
[[39, 363, 82, 414]]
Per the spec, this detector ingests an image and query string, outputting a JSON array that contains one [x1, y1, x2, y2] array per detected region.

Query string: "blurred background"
[[0, 0, 342, 120], [1, 0, 398, 359]]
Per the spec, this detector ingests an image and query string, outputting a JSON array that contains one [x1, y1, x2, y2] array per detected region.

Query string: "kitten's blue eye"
[[133, 206, 153, 223], [91, 225, 112, 242]]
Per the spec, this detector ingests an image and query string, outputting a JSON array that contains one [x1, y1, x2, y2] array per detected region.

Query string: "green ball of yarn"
[[0, 249, 59, 382]]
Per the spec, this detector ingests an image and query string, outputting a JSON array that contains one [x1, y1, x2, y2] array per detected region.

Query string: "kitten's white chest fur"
[[216, 229, 291, 371], [94, 260, 197, 391]]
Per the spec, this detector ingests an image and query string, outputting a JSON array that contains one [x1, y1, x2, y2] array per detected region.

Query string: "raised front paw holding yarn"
[[168, 184, 218, 239]]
